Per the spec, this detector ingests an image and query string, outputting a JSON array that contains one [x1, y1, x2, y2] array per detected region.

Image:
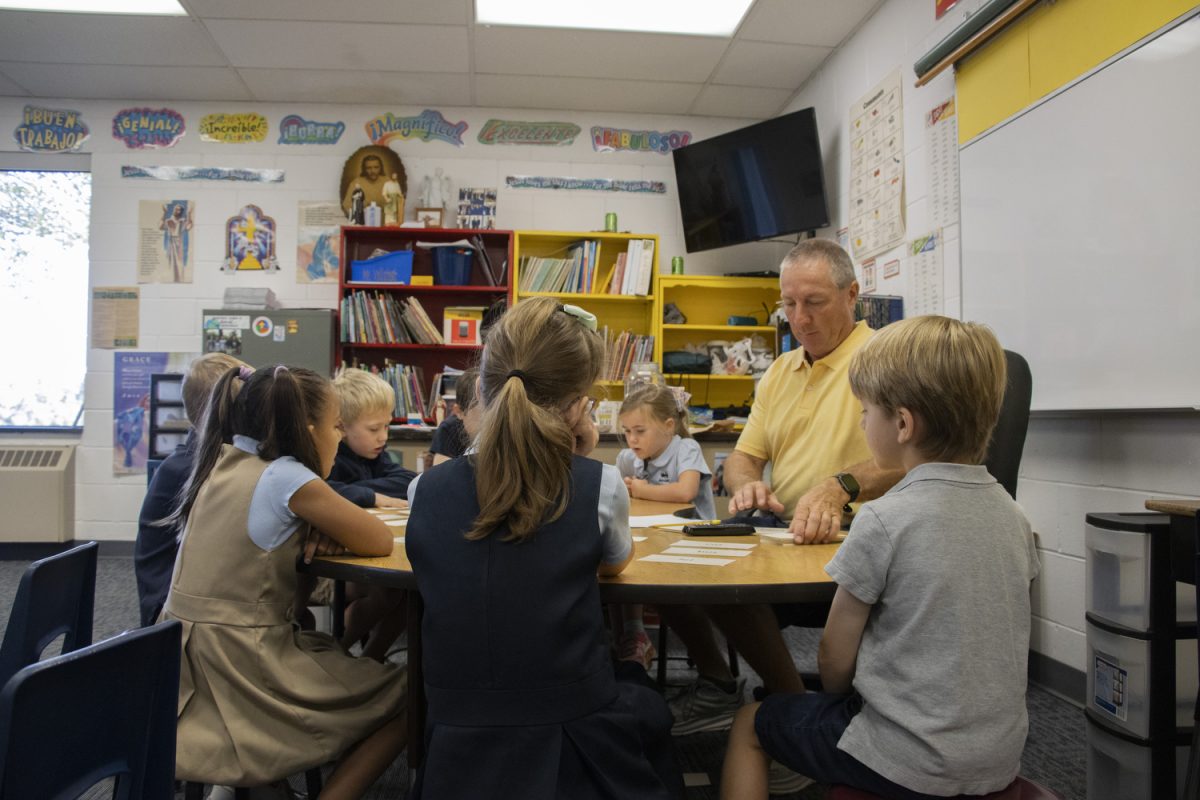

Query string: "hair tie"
[[238, 365, 255, 381], [505, 370, 528, 383], [669, 385, 692, 412], [273, 365, 289, 379]]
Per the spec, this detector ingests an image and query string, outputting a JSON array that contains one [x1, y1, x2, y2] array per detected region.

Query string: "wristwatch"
[[834, 472, 860, 505]]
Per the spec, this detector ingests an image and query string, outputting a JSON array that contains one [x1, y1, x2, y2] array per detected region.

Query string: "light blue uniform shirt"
[[616, 434, 715, 520]]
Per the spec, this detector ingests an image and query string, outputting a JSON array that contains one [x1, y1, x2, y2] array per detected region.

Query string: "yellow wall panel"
[[958, 0, 1200, 142]]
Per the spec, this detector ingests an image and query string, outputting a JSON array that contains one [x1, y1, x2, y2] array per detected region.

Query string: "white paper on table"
[[757, 530, 794, 542], [632, 536, 648, 542], [664, 547, 753, 558], [384, 520, 406, 527], [640, 554, 734, 567], [673, 540, 755, 550], [393, 536, 405, 543], [630, 513, 691, 527]]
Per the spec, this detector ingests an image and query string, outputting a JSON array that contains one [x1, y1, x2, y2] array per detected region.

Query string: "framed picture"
[[416, 207, 443, 228]]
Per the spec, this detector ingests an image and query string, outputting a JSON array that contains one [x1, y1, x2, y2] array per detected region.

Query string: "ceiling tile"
[[474, 26, 728, 82], [0, 11, 228, 66], [238, 69, 472, 106], [474, 75, 701, 115], [714, 40, 829, 89], [689, 84, 791, 119], [0, 68, 31, 96], [0, 63, 253, 102], [736, 0, 880, 47], [203, 19, 468, 72], [185, 0, 469, 25]]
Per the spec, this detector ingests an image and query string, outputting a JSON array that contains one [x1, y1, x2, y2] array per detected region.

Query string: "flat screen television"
[[672, 108, 829, 253]]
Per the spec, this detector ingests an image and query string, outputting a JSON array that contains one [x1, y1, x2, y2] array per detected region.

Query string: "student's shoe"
[[767, 760, 814, 795], [668, 675, 746, 735], [618, 631, 657, 671]]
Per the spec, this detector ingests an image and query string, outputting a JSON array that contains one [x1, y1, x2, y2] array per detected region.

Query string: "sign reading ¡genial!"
[[199, 113, 269, 144], [477, 119, 580, 146], [14, 105, 90, 152], [112, 107, 186, 149]]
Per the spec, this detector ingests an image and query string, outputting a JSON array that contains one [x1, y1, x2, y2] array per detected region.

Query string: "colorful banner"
[[121, 165, 285, 183], [13, 105, 89, 152], [199, 112, 268, 143], [278, 114, 345, 145], [365, 109, 467, 147], [591, 126, 690, 154], [223, 204, 278, 271], [112, 107, 185, 149], [505, 175, 666, 194], [477, 118, 580, 146]]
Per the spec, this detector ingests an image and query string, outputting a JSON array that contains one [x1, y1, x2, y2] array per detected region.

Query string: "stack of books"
[[607, 239, 655, 296], [518, 239, 600, 294], [602, 329, 655, 382], [377, 363, 430, 424], [222, 287, 279, 310], [340, 291, 443, 345]]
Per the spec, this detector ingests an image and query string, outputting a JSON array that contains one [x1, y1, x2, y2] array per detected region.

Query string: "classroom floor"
[[0, 556, 1085, 799]]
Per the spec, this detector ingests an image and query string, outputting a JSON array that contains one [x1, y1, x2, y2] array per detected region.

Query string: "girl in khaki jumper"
[[161, 364, 406, 798]]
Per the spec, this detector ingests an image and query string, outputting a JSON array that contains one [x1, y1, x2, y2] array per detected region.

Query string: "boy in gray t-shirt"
[[721, 315, 1040, 799]]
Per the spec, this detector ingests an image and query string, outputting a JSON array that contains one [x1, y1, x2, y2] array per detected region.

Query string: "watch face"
[[837, 473, 860, 500]]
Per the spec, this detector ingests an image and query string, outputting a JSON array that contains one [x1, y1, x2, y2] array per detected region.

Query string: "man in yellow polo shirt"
[[667, 239, 905, 738]]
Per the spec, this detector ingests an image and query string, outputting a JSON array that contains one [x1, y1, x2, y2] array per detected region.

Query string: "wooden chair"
[[0, 541, 98, 688], [0, 621, 181, 799], [827, 775, 1062, 799]]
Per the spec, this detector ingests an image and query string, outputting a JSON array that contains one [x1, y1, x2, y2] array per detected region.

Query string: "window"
[[0, 158, 91, 428]]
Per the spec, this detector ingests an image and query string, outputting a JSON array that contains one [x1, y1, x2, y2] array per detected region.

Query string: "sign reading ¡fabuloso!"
[[365, 109, 467, 147], [14, 105, 90, 152], [477, 119, 580, 146], [112, 107, 186, 149], [591, 126, 691, 154]]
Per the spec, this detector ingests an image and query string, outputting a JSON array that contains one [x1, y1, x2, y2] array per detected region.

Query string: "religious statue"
[[349, 184, 365, 225], [420, 167, 451, 212], [382, 173, 404, 226]]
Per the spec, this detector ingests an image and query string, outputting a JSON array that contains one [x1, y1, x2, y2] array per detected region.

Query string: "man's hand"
[[374, 493, 408, 509], [727, 480, 785, 516], [303, 529, 348, 564], [790, 477, 849, 544]]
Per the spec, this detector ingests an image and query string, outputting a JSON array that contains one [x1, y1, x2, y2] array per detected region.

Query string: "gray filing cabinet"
[[202, 309, 336, 376]]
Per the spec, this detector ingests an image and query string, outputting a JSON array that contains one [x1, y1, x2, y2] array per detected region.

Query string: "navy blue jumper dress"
[[407, 455, 679, 799]]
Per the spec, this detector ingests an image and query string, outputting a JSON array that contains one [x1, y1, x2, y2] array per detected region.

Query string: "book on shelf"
[[518, 239, 602, 294], [442, 306, 485, 345], [615, 239, 654, 296], [340, 292, 444, 345], [601, 327, 655, 382]]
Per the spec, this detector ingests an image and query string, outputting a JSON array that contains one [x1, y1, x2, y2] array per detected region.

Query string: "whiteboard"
[[960, 12, 1200, 411]]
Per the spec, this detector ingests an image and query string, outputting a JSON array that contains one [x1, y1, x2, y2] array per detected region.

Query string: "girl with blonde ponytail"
[[407, 296, 682, 799]]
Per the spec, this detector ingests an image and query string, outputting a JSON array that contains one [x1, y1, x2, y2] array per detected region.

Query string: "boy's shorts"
[[754, 692, 946, 800]]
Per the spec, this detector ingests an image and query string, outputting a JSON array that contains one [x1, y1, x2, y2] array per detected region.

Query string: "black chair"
[[0, 541, 98, 688], [0, 620, 181, 799], [984, 350, 1033, 500]]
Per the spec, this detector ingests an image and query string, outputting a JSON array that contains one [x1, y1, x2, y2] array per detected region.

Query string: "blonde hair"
[[332, 367, 395, 423], [619, 383, 689, 439], [454, 366, 479, 414], [182, 353, 246, 423], [470, 297, 604, 542], [849, 315, 1007, 464]]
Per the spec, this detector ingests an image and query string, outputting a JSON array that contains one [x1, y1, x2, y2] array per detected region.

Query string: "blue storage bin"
[[350, 250, 413, 283], [432, 247, 473, 285]]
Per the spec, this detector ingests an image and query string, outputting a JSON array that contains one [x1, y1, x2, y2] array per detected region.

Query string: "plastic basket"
[[432, 247, 473, 285]]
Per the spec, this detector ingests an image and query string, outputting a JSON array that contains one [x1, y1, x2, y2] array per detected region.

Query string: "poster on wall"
[[223, 205, 278, 271], [591, 126, 691, 154], [908, 230, 943, 317], [112, 107, 185, 149], [456, 188, 497, 230], [199, 112, 268, 143], [297, 203, 343, 283], [925, 98, 960, 229], [277, 114, 345, 145], [477, 119, 580, 146], [91, 287, 139, 349], [121, 165, 285, 183], [849, 69, 906, 260], [505, 175, 666, 193], [138, 200, 194, 283], [365, 110, 467, 147], [13, 104, 89, 152], [112, 351, 192, 475]]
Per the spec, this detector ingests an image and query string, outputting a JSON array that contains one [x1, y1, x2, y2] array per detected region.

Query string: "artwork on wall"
[[505, 175, 666, 194], [277, 114, 345, 145], [849, 68, 906, 260], [861, 260, 877, 294], [223, 205, 278, 271], [138, 200, 194, 283], [340, 145, 405, 222], [456, 188, 496, 230], [477, 119, 580, 146], [13, 104, 89, 152], [199, 112, 268, 143], [590, 125, 691, 154], [112, 352, 190, 475], [121, 165, 285, 183], [416, 208, 444, 228], [364, 109, 467, 147], [91, 287, 139, 349], [112, 107, 185, 149], [297, 203, 344, 283]]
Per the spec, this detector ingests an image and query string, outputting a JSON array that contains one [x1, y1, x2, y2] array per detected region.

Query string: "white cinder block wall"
[[787, 0, 1200, 686], [0, 98, 793, 544]]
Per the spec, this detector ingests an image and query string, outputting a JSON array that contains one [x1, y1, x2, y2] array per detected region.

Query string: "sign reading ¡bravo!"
[[14, 105, 90, 152]]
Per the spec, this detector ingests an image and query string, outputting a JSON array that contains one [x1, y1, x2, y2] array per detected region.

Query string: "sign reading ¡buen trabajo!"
[[199, 113, 268, 144], [14, 105, 90, 152], [477, 119, 580, 146]]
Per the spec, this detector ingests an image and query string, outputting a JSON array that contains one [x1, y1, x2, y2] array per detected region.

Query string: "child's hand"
[[569, 397, 599, 456], [623, 476, 635, 496], [627, 477, 649, 498], [374, 493, 408, 509], [303, 529, 348, 564]]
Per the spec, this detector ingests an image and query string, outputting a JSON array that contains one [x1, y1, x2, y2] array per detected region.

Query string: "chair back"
[[0, 541, 98, 687], [0, 620, 181, 800], [983, 350, 1033, 500], [828, 775, 1061, 799]]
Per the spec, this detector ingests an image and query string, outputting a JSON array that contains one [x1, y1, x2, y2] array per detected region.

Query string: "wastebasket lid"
[[1084, 512, 1170, 532]]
